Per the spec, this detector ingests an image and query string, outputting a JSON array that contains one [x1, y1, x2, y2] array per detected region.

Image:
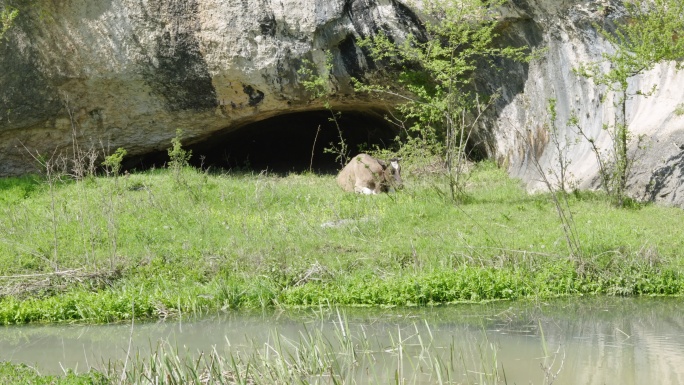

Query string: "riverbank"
[[1, 162, 683, 325]]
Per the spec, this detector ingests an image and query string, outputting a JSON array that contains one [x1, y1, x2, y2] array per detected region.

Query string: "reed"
[[101, 310, 508, 385]]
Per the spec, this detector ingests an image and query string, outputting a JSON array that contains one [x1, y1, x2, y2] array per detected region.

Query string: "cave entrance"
[[187, 108, 398, 174]]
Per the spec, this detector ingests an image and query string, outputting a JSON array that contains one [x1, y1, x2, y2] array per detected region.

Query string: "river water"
[[1, 297, 682, 384]]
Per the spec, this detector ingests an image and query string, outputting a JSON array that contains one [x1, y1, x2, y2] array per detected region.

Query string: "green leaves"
[[297, 51, 334, 100], [101, 148, 127, 176], [0, 7, 18, 40], [356, 0, 530, 200], [581, 0, 684, 92]]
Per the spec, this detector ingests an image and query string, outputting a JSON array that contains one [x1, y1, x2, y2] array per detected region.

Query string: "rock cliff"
[[0, 0, 422, 173], [1, 0, 683, 205], [486, 0, 684, 207]]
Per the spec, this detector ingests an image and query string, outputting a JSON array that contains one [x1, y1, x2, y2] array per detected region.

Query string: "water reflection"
[[0, 297, 683, 384]]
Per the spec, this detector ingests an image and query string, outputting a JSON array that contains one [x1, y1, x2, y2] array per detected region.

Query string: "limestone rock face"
[[1, 0, 684, 207], [485, 0, 684, 207], [0, 0, 421, 174]]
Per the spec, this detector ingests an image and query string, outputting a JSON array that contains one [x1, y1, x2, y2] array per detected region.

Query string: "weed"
[[94, 311, 509, 385], [167, 128, 192, 184], [101, 148, 127, 178]]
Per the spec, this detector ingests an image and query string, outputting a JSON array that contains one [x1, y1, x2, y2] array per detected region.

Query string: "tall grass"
[[0, 162, 683, 323]]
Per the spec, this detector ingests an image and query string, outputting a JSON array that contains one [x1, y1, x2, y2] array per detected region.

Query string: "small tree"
[[102, 147, 127, 177], [575, 0, 684, 206], [357, 0, 529, 201], [168, 129, 192, 184]]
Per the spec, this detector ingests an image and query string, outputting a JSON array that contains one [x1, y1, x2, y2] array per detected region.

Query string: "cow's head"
[[384, 158, 403, 191]]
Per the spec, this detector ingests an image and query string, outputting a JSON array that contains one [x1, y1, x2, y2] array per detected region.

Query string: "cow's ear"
[[377, 159, 388, 169]]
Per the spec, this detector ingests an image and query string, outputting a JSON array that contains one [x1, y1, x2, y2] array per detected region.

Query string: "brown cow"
[[336, 153, 403, 194]]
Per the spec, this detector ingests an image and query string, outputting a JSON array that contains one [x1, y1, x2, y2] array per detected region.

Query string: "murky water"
[[1, 297, 683, 384]]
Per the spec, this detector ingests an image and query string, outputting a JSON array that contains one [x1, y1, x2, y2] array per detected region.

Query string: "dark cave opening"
[[125, 108, 399, 175]]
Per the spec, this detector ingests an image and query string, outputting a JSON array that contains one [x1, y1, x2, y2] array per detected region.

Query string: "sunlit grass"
[[0, 162, 683, 324]]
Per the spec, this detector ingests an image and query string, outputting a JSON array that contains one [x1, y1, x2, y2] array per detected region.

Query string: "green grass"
[[0, 162, 683, 324], [0, 362, 107, 384]]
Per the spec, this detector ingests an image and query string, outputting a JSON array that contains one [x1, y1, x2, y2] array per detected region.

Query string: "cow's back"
[[336, 154, 384, 193]]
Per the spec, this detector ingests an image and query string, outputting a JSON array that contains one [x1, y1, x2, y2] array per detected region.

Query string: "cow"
[[336, 153, 403, 194]]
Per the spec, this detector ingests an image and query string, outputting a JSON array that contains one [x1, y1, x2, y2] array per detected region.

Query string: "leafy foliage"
[[101, 147, 127, 177], [298, 52, 334, 100], [0, 6, 17, 40], [167, 129, 192, 170], [357, 0, 529, 201], [167, 128, 192, 184]]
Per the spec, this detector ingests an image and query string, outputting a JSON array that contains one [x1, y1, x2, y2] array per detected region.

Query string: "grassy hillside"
[[0, 162, 682, 324]]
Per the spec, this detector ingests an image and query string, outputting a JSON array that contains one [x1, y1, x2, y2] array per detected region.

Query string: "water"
[[1, 297, 683, 384]]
